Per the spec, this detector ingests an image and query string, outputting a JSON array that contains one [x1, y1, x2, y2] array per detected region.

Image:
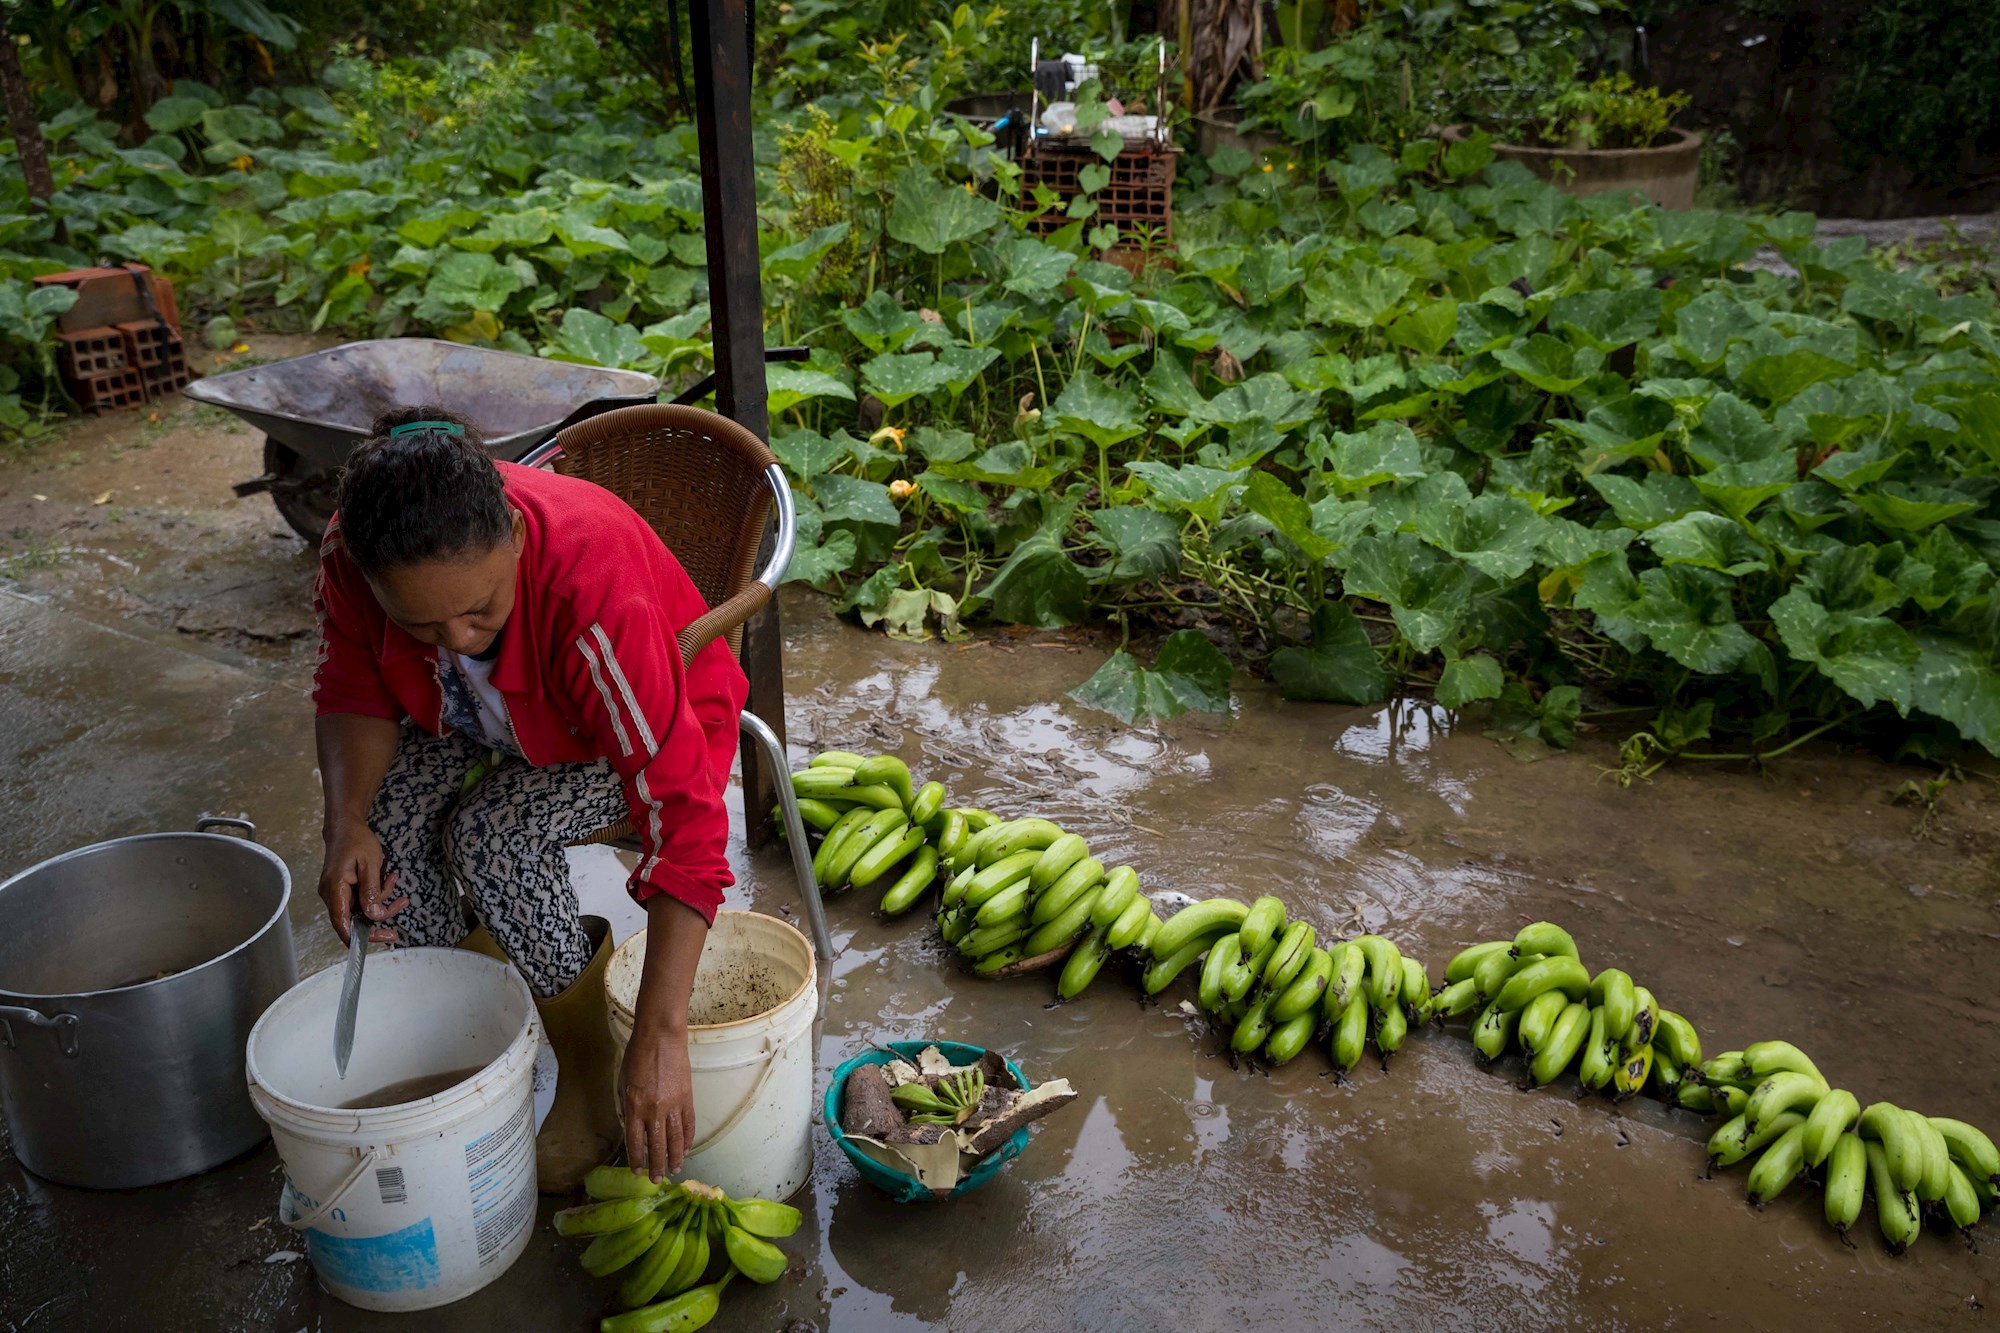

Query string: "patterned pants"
[[368, 727, 626, 997]]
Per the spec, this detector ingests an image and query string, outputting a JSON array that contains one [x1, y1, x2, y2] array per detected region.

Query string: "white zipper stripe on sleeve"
[[576, 633, 635, 758], [589, 623, 659, 754]]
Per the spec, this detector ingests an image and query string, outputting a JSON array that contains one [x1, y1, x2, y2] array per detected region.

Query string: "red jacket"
[[312, 461, 747, 922]]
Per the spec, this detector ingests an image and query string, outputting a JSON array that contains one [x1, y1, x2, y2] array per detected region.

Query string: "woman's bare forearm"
[[316, 713, 402, 838], [633, 894, 708, 1036]]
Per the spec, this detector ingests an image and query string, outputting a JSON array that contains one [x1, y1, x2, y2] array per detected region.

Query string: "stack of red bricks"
[[35, 266, 191, 414]]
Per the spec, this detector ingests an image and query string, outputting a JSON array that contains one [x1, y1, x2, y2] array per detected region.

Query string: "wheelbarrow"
[[185, 339, 806, 541]]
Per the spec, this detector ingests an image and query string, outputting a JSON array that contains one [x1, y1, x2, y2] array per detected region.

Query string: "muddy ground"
[[2, 338, 1999, 1332]]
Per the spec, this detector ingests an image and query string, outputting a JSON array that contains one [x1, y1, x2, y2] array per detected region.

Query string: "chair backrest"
[[550, 402, 777, 663]]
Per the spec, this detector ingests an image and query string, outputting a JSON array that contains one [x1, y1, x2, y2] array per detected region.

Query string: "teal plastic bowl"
[[825, 1041, 1033, 1203]]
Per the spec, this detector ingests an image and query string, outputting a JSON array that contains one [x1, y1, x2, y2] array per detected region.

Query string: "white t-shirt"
[[438, 647, 519, 755]]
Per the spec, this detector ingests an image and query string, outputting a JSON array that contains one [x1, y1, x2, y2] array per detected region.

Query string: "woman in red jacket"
[[312, 406, 747, 1193]]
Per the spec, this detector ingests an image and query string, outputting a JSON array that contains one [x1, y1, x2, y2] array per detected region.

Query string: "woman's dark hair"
[[337, 406, 512, 572]]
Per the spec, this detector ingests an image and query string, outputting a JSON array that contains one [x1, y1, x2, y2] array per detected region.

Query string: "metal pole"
[[691, 0, 786, 848]]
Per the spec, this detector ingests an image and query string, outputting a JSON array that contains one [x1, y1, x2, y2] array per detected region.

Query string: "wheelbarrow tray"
[[183, 339, 660, 470]]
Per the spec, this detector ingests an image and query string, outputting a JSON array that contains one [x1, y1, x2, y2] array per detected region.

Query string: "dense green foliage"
[[2, 15, 1997, 762]]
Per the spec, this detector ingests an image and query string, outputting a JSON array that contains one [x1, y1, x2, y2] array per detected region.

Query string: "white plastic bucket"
[[607, 910, 816, 1201], [245, 949, 542, 1312]]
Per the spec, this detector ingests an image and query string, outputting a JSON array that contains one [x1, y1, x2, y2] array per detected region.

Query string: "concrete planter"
[[1443, 124, 1703, 211]]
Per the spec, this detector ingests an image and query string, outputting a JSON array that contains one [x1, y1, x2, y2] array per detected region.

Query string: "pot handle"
[[0, 1006, 80, 1058], [196, 814, 258, 842]]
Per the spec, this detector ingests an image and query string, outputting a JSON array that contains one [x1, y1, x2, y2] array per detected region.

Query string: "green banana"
[[586, 1166, 667, 1200], [1577, 1006, 1616, 1092], [1375, 999, 1407, 1055], [1331, 986, 1370, 1070], [1612, 1044, 1652, 1098], [973, 879, 1032, 928], [1858, 1102, 1925, 1194], [963, 849, 1042, 909], [721, 1222, 786, 1284], [851, 755, 915, 807], [1231, 995, 1276, 1054], [941, 861, 976, 909], [907, 780, 947, 827], [1943, 1163, 1985, 1232], [1265, 1010, 1316, 1065], [850, 823, 925, 889], [977, 818, 1067, 866], [1866, 1140, 1921, 1254], [1700, 1051, 1751, 1085], [1106, 893, 1154, 950], [1221, 934, 1264, 1004], [1030, 856, 1107, 924], [959, 807, 1000, 830], [1272, 948, 1332, 1022], [581, 1211, 669, 1277], [1530, 1001, 1591, 1086], [1715, 1085, 1749, 1117], [791, 766, 858, 799], [1023, 884, 1104, 956], [794, 798, 845, 833], [1198, 933, 1240, 1013], [1511, 921, 1579, 961], [1913, 1113, 1953, 1204], [1931, 1117, 2000, 1185], [1474, 946, 1534, 1003], [1517, 988, 1570, 1053], [1745, 1121, 1810, 1204], [1654, 1009, 1702, 1069], [1324, 943, 1367, 1019], [1473, 1000, 1519, 1062], [811, 807, 873, 882], [1057, 924, 1112, 999], [1492, 956, 1592, 1013], [1030, 833, 1090, 892], [554, 1194, 667, 1237], [1238, 896, 1287, 959], [1676, 1080, 1716, 1114], [1650, 1049, 1683, 1097], [725, 1199, 800, 1238], [878, 846, 940, 916], [1143, 932, 1223, 994], [1587, 968, 1637, 1043], [973, 945, 1024, 975], [617, 1215, 690, 1310], [1802, 1088, 1860, 1168], [1823, 1132, 1866, 1236], [1623, 986, 1658, 1053], [1399, 957, 1431, 1020], [1708, 1110, 1807, 1167], [1263, 921, 1316, 992], [1090, 868, 1139, 929], [937, 809, 970, 863], [1744, 1070, 1827, 1133], [810, 750, 866, 768], [936, 906, 971, 946], [1434, 976, 1480, 1019], [832, 784, 905, 811], [1151, 899, 1250, 961], [1353, 935, 1404, 1010], [1742, 1040, 1824, 1084], [1445, 940, 1511, 985], [957, 919, 1029, 959], [602, 1272, 733, 1333], [1134, 911, 1162, 956], [823, 809, 908, 890]]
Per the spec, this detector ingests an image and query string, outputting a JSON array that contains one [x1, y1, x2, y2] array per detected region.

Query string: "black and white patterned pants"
[[369, 727, 626, 997]]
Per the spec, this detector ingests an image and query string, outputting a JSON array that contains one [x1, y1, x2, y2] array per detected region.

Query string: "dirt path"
[[3, 370, 1998, 1331]]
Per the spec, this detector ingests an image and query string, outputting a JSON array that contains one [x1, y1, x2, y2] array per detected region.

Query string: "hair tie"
[[388, 420, 465, 438]]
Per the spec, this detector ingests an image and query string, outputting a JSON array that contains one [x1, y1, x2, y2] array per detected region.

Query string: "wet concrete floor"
[[3, 355, 2000, 1331]]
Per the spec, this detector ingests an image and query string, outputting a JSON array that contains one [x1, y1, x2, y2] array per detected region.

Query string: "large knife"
[[334, 922, 366, 1079]]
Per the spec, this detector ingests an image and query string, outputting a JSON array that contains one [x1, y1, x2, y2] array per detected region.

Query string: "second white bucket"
[[246, 949, 542, 1312], [607, 910, 816, 1200]]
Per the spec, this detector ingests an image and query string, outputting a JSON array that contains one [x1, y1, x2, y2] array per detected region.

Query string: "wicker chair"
[[527, 403, 831, 963]]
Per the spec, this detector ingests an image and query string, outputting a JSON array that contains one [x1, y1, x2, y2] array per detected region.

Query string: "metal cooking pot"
[[0, 816, 298, 1188]]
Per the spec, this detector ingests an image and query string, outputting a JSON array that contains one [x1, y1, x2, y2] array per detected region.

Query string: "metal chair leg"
[[738, 710, 834, 966]]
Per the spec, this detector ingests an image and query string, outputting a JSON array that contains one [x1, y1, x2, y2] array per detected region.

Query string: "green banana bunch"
[[561, 1172, 796, 1331]]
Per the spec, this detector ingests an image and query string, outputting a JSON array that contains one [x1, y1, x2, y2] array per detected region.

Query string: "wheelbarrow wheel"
[[263, 438, 339, 543]]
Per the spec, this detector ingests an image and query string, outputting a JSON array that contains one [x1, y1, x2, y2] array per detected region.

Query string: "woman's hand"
[[318, 820, 407, 944], [622, 1020, 695, 1181]]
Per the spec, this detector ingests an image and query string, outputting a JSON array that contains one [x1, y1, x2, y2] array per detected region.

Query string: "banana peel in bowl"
[[838, 1045, 1076, 1198]]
